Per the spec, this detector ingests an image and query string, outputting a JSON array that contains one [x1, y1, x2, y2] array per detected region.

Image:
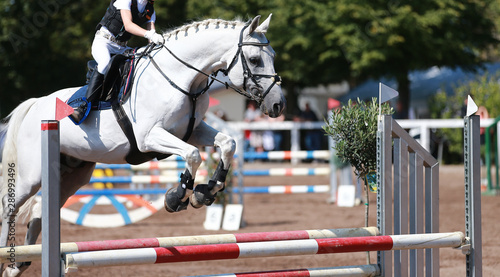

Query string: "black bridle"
[[141, 21, 282, 106], [220, 23, 282, 105]]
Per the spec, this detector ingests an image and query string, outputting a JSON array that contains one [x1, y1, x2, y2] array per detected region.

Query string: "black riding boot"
[[70, 72, 104, 123]]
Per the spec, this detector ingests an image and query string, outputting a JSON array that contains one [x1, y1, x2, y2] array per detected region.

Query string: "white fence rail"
[[226, 118, 497, 155]]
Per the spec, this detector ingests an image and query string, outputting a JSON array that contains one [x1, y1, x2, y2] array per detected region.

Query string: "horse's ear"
[[248, 15, 262, 35], [255, 14, 272, 34]]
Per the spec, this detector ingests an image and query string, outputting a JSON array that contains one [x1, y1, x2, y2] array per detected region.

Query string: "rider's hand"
[[144, 30, 164, 45]]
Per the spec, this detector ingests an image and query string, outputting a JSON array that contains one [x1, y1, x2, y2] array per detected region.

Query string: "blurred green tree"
[[429, 73, 500, 163], [186, 0, 351, 117], [320, 0, 499, 118], [186, 0, 499, 118], [0, 0, 184, 118]]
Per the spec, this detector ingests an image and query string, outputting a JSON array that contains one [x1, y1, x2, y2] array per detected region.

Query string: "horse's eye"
[[249, 57, 260, 65]]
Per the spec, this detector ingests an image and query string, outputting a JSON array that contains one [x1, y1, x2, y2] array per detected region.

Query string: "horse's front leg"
[[186, 121, 236, 208], [138, 126, 202, 213]]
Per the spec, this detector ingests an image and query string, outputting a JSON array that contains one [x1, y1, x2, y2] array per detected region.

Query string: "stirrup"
[[68, 97, 91, 125]]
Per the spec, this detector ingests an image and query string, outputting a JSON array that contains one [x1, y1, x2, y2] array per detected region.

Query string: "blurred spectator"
[[299, 102, 322, 150], [268, 113, 285, 151], [394, 100, 416, 119], [244, 101, 264, 153], [214, 109, 228, 121]]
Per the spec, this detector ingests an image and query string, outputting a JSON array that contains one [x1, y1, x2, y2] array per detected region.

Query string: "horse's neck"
[[124, 25, 241, 128], [154, 27, 240, 93]]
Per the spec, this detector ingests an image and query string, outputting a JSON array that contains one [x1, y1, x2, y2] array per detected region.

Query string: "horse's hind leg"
[[3, 201, 43, 277], [0, 175, 41, 277], [1, 159, 95, 277]]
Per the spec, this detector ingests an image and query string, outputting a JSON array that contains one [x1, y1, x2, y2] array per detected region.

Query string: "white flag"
[[466, 95, 478, 117], [379, 83, 399, 103]]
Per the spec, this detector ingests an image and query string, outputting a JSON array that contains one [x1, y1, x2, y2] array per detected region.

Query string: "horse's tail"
[[1, 98, 38, 220]]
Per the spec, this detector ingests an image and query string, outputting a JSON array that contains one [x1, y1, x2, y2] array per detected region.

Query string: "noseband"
[[221, 22, 282, 104]]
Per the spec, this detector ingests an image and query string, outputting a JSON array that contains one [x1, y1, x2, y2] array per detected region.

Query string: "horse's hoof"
[[189, 193, 204, 209], [164, 187, 188, 213], [190, 184, 216, 209], [1, 263, 22, 277]]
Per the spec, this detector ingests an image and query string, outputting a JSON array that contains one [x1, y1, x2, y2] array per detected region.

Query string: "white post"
[[420, 124, 430, 152], [327, 110, 337, 203], [464, 115, 482, 276], [41, 120, 61, 277], [290, 127, 300, 165]]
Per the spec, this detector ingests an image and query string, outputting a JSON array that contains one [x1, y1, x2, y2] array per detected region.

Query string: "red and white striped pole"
[[189, 264, 379, 277], [64, 232, 464, 270], [1, 227, 379, 263]]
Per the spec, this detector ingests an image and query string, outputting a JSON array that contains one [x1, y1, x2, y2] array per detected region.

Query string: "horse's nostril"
[[272, 103, 283, 117]]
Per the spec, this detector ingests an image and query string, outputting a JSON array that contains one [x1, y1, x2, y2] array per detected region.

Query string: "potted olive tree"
[[323, 97, 393, 228], [324, 97, 393, 185]]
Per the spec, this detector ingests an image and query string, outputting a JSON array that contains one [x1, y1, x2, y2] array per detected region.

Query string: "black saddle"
[[68, 51, 135, 112]]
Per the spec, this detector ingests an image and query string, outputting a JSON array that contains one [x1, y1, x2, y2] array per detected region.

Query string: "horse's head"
[[224, 14, 286, 118]]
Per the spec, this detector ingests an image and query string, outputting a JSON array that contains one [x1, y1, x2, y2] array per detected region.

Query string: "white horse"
[[0, 14, 285, 276]]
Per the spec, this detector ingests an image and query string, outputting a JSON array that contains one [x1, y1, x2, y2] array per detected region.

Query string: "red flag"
[[209, 97, 220, 108], [55, 97, 74, 121], [328, 98, 340, 110]]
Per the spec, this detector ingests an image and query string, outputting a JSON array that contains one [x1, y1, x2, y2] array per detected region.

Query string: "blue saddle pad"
[[67, 86, 113, 111]]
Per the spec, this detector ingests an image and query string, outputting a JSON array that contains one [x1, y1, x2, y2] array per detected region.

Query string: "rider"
[[70, 0, 164, 123]]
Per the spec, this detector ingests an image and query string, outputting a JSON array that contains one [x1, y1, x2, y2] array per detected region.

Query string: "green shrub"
[[323, 97, 393, 179]]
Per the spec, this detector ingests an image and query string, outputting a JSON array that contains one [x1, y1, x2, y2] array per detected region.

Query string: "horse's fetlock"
[[190, 184, 217, 209], [212, 181, 225, 193], [221, 138, 236, 155], [218, 140, 236, 163]]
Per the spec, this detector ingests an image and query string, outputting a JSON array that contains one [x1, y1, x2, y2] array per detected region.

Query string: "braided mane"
[[162, 19, 245, 41]]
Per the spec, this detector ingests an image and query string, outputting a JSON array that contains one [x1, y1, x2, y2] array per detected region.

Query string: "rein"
[[140, 21, 282, 106]]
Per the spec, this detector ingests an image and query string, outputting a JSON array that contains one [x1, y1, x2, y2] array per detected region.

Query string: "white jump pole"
[[41, 120, 61, 276]]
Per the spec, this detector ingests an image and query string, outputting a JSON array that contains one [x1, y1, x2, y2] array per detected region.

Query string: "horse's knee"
[[221, 137, 236, 156], [215, 133, 236, 167], [185, 147, 202, 172]]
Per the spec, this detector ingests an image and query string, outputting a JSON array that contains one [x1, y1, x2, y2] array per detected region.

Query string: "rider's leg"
[[70, 34, 124, 123], [69, 71, 104, 122]]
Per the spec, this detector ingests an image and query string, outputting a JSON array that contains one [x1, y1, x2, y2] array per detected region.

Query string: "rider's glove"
[[144, 30, 164, 45]]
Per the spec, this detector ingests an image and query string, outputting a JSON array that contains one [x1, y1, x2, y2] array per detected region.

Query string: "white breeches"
[[91, 34, 129, 74]]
